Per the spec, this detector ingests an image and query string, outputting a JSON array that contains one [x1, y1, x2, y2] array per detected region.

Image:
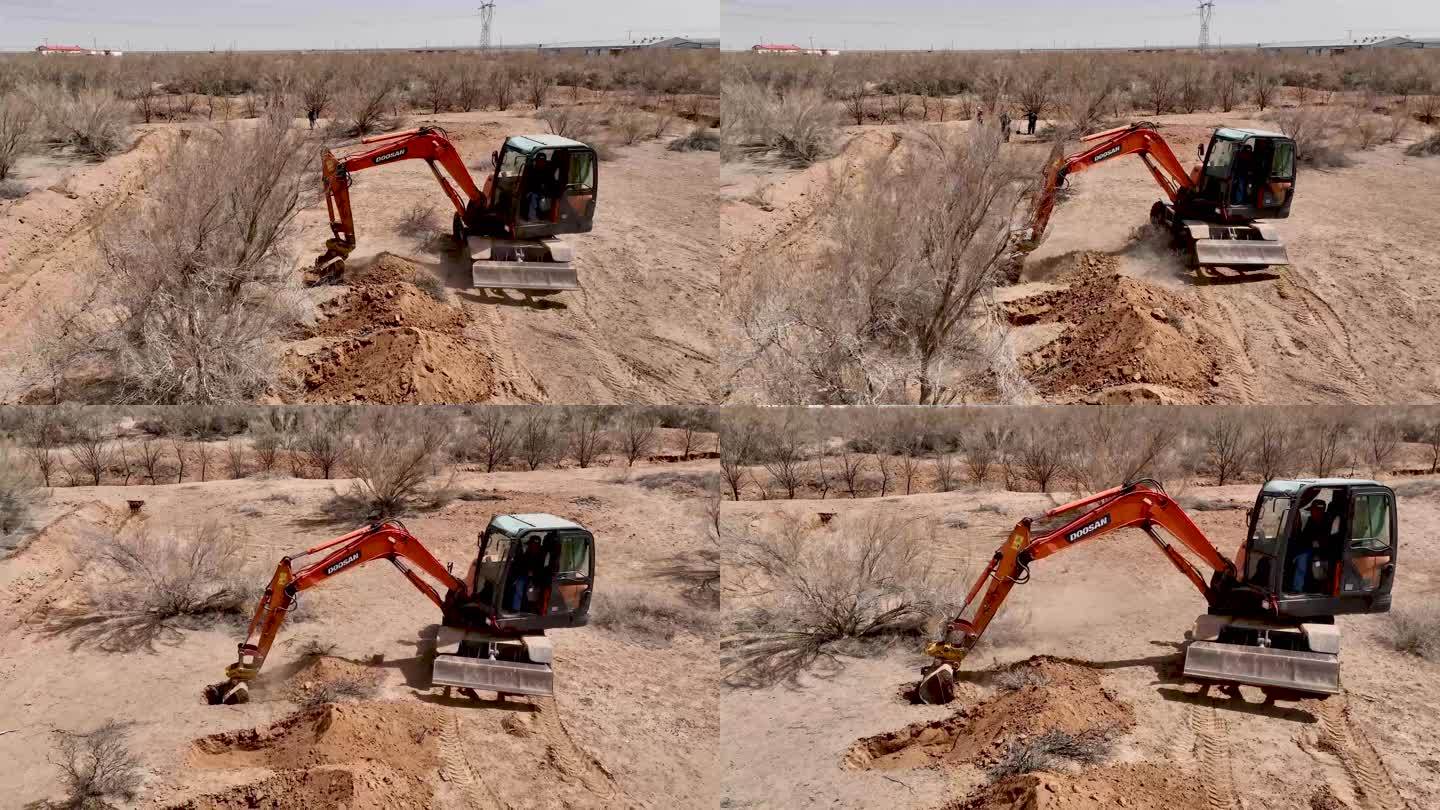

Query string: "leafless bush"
[[934, 451, 958, 492], [1360, 419, 1401, 475], [1, 443, 38, 540], [734, 126, 1035, 404], [1406, 131, 1440, 157], [46, 90, 130, 159], [224, 439, 247, 479], [611, 106, 652, 145], [1254, 418, 1294, 481], [1302, 416, 1351, 477], [1253, 67, 1279, 111], [0, 93, 37, 181], [39, 110, 313, 403], [333, 78, 398, 137], [294, 672, 379, 710], [463, 409, 516, 472], [618, 411, 660, 466], [668, 126, 719, 152], [758, 424, 808, 499], [1271, 107, 1353, 168], [488, 65, 519, 111], [51, 721, 142, 809], [301, 410, 351, 478], [720, 419, 757, 500], [193, 441, 213, 481], [397, 200, 438, 237], [992, 667, 1049, 692], [53, 523, 250, 650], [67, 428, 114, 486], [523, 64, 554, 109], [1204, 414, 1252, 486], [722, 80, 839, 167], [538, 106, 597, 141], [986, 728, 1116, 781], [724, 513, 953, 686], [300, 69, 335, 121], [1016, 424, 1068, 492], [1390, 605, 1440, 661], [1350, 112, 1385, 150], [567, 407, 610, 468], [517, 410, 559, 470], [252, 430, 280, 474], [591, 584, 718, 642]]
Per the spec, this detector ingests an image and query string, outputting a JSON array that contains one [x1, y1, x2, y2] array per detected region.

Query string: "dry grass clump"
[[0, 93, 38, 181], [50, 720, 142, 809], [1390, 604, 1440, 661], [0, 178, 26, 199], [295, 673, 379, 710], [986, 728, 1118, 781], [722, 80, 839, 167], [589, 584, 719, 642], [723, 513, 954, 686], [669, 126, 720, 152], [397, 201, 438, 237], [1407, 131, 1440, 157], [0, 443, 39, 541], [39, 89, 130, 160], [538, 105, 597, 141]]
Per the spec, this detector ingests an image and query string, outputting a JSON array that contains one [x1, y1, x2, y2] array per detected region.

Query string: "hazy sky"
[[0, 0, 717, 51], [723, 0, 1440, 51]]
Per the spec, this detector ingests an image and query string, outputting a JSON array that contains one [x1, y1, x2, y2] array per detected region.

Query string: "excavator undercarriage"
[[917, 478, 1397, 705]]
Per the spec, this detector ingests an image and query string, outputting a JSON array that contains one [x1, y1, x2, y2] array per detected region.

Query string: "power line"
[[478, 2, 496, 50], [1198, 1, 1215, 51]]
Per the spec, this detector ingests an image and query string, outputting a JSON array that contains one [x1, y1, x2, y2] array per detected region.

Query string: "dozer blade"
[[471, 260, 581, 293], [1183, 641, 1340, 695], [432, 654, 554, 697], [915, 663, 956, 705], [1192, 238, 1291, 268]]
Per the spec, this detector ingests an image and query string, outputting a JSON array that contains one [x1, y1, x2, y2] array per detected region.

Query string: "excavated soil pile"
[[1004, 253, 1220, 400], [298, 327, 497, 403], [846, 658, 1135, 771], [305, 283, 467, 338], [282, 656, 380, 704], [345, 252, 421, 286], [177, 702, 446, 809], [943, 763, 1209, 810]]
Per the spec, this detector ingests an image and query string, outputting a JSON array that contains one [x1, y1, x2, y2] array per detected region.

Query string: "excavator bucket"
[[1183, 641, 1340, 694], [469, 235, 580, 293], [915, 663, 956, 705], [432, 654, 555, 697]]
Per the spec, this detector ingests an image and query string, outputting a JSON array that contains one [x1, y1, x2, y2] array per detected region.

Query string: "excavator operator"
[[1289, 499, 1332, 594], [510, 536, 549, 612], [524, 152, 565, 223]]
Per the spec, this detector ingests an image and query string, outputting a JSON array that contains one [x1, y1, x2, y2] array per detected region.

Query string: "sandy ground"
[[0, 461, 719, 808], [0, 109, 720, 404], [721, 477, 1440, 810], [721, 110, 1440, 405]]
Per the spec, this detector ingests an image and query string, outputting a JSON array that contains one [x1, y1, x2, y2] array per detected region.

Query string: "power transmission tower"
[[1198, 1, 1215, 52], [479, 2, 497, 50]]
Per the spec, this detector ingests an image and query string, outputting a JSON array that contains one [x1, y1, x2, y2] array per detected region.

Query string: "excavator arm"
[[204, 520, 467, 704], [923, 480, 1237, 677], [316, 126, 486, 273], [1027, 124, 1199, 247]]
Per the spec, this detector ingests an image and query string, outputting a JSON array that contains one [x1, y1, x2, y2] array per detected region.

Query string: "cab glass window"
[[566, 151, 595, 192], [556, 534, 591, 577], [499, 148, 527, 179], [1349, 494, 1392, 552], [1205, 140, 1236, 178], [1271, 141, 1295, 179], [482, 534, 513, 564]]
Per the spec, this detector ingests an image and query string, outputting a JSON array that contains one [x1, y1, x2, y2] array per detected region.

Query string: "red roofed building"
[[36, 44, 89, 55], [751, 43, 804, 55]]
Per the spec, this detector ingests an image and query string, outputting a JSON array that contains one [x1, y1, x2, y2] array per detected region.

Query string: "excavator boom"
[[204, 521, 465, 704]]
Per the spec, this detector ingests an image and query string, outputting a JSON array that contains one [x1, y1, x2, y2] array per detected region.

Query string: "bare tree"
[[300, 68, 335, 121], [1253, 66, 1278, 111], [224, 439, 247, 479], [22, 417, 58, 486], [51, 721, 142, 809], [1142, 66, 1176, 116], [517, 410, 559, 471], [115, 441, 135, 485], [137, 437, 164, 483], [759, 425, 808, 500], [471, 409, 516, 473], [721, 419, 757, 501], [898, 444, 924, 495], [1215, 67, 1243, 113], [252, 430, 280, 474], [1303, 416, 1351, 477], [618, 411, 659, 467], [302, 411, 351, 479], [1360, 419, 1401, 476], [934, 451, 958, 492], [0, 94, 37, 182], [169, 437, 187, 482], [68, 429, 114, 486], [523, 62, 554, 109], [340, 411, 453, 518], [1425, 417, 1440, 475], [837, 449, 867, 498], [567, 407, 610, 469], [334, 77, 397, 136], [1016, 425, 1067, 492], [1204, 415, 1253, 486], [193, 441, 212, 482]]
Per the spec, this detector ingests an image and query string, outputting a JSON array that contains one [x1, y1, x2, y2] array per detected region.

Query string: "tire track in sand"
[[1314, 696, 1409, 810], [1187, 702, 1239, 810], [438, 710, 507, 810]]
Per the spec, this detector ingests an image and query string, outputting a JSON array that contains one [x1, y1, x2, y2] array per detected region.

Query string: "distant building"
[[35, 44, 121, 56], [537, 36, 719, 56], [1258, 35, 1438, 55], [750, 43, 838, 56]]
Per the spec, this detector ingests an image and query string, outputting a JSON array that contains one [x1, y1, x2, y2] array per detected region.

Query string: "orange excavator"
[[1025, 123, 1297, 271], [205, 514, 595, 705], [315, 126, 597, 293], [916, 478, 1398, 704]]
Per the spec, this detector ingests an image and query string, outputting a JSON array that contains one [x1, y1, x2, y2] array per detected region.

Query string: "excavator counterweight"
[[918, 478, 1398, 705]]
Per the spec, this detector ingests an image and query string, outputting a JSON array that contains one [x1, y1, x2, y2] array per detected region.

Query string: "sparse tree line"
[[721, 49, 1440, 170], [0, 48, 718, 196], [719, 406, 1440, 502], [0, 405, 716, 490]]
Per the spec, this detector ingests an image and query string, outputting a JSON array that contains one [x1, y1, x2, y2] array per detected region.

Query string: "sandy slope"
[[0, 463, 718, 808], [0, 109, 720, 404], [721, 112, 1440, 405], [721, 479, 1440, 809]]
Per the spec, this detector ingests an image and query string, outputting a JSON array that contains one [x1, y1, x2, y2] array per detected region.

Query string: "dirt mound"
[[181, 702, 445, 809], [282, 655, 380, 703], [297, 327, 498, 403], [1005, 253, 1220, 399], [306, 283, 466, 338], [344, 252, 420, 286], [846, 658, 1134, 771], [943, 763, 1208, 810]]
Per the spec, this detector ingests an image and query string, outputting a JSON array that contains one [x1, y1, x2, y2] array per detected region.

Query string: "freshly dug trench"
[[943, 763, 1210, 810], [846, 658, 1135, 771]]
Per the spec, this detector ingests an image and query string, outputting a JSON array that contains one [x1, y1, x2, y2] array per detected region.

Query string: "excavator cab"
[[1193, 128, 1296, 221], [480, 135, 598, 239], [432, 513, 594, 699]]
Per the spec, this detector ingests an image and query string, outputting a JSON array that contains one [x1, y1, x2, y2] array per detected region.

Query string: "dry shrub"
[[325, 410, 452, 521], [0, 178, 26, 199], [295, 673, 379, 710], [51, 721, 142, 809], [413, 271, 447, 302], [44, 89, 130, 159], [1390, 604, 1440, 661], [1271, 107, 1353, 168], [668, 126, 719, 152], [0, 443, 39, 542], [538, 105, 597, 141], [590, 584, 718, 642], [50, 523, 251, 650], [1407, 131, 1440, 157], [397, 200, 438, 237], [722, 80, 839, 167], [40, 109, 313, 403], [991, 667, 1049, 692], [332, 78, 399, 137], [0, 93, 38, 180], [609, 106, 653, 145], [986, 728, 1117, 781], [724, 513, 955, 686]]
